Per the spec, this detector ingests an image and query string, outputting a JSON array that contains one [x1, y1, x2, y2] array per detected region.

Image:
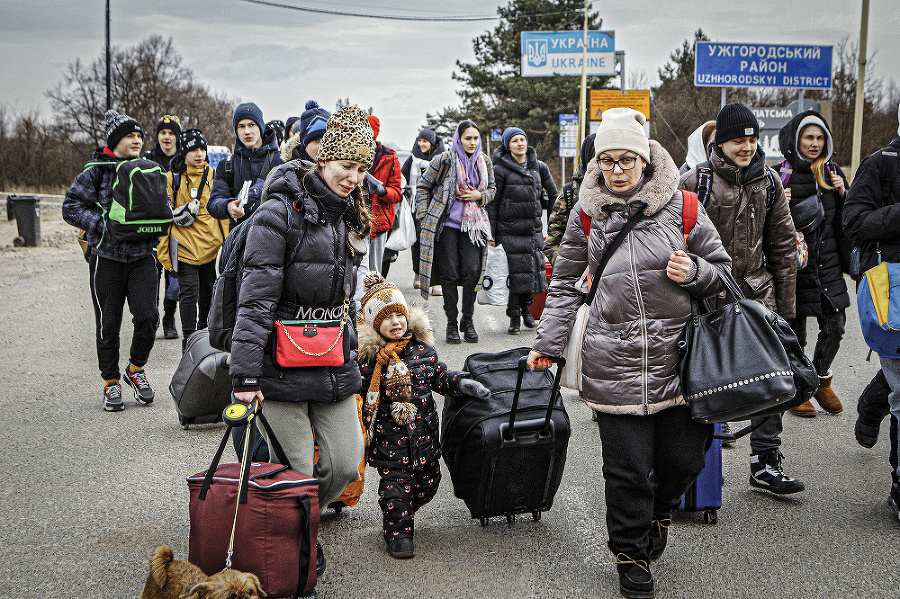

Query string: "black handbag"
[[678, 266, 818, 424], [789, 192, 825, 232]]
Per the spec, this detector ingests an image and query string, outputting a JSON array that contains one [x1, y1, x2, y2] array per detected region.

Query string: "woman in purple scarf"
[[414, 120, 496, 343]]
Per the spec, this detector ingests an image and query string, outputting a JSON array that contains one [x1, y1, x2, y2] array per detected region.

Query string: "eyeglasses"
[[598, 156, 638, 171]]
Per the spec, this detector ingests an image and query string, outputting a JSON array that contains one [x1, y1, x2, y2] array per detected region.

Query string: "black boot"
[[856, 369, 892, 448], [162, 299, 178, 339], [507, 314, 521, 335], [446, 321, 461, 344], [460, 317, 478, 343], [522, 309, 536, 328], [616, 554, 655, 598]]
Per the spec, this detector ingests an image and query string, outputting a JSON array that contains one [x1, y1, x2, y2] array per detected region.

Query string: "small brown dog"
[[139, 545, 267, 599]]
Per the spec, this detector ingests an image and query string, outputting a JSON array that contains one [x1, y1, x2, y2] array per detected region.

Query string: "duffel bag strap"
[[226, 423, 254, 569]]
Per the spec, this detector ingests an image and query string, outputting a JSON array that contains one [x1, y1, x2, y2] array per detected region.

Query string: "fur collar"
[[579, 140, 679, 220], [281, 133, 303, 162], [357, 304, 434, 362]]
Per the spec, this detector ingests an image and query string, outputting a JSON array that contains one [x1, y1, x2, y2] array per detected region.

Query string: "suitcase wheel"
[[506, 513, 515, 525], [703, 509, 718, 524], [479, 517, 489, 527], [532, 510, 542, 521]]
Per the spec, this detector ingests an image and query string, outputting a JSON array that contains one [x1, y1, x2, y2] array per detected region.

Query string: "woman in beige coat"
[[528, 109, 730, 599]]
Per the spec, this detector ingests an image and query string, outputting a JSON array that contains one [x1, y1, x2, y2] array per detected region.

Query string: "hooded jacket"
[[208, 127, 284, 227], [843, 136, 900, 272], [156, 162, 228, 269], [533, 140, 731, 415], [62, 148, 161, 264], [142, 145, 177, 171], [414, 149, 496, 297], [679, 144, 798, 318], [229, 160, 367, 403], [358, 304, 464, 467], [488, 145, 558, 294], [368, 142, 403, 236], [679, 121, 716, 175], [777, 110, 851, 316], [401, 136, 446, 196]]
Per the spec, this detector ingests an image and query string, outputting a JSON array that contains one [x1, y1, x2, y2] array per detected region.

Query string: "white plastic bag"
[[385, 199, 416, 252], [476, 244, 509, 306]]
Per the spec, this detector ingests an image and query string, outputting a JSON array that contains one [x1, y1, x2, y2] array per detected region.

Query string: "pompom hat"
[[105, 110, 144, 149], [360, 272, 408, 332]]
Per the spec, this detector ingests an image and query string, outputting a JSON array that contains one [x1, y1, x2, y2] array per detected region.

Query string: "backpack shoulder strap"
[[224, 155, 235, 190], [681, 190, 698, 244], [579, 208, 591, 238], [695, 161, 713, 207], [778, 160, 793, 188], [882, 149, 898, 202], [764, 168, 777, 212]]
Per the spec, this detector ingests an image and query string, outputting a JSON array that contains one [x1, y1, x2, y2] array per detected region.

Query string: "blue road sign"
[[522, 31, 616, 77], [491, 128, 502, 142], [695, 42, 832, 89], [559, 114, 579, 158]]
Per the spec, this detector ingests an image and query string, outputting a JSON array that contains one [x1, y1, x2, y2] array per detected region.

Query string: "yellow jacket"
[[157, 163, 228, 269]]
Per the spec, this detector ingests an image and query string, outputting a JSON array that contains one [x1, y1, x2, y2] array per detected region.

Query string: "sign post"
[[695, 42, 833, 89], [521, 31, 616, 77], [559, 114, 579, 186]]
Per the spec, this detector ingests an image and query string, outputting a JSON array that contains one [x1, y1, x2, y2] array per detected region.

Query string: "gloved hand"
[[365, 172, 386, 197], [459, 377, 490, 399]]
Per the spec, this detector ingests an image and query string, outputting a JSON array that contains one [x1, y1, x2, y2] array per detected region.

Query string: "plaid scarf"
[[455, 157, 492, 247]]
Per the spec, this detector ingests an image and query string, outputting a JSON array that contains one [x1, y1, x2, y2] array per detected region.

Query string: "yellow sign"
[[590, 90, 651, 120]]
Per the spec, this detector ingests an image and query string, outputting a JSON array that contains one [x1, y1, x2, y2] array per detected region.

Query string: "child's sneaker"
[[750, 450, 805, 494], [104, 381, 124, 412], [124, 368, 155, 405]]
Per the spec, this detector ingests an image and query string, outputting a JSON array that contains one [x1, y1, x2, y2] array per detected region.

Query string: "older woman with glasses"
[[528, 108, 730, 599]]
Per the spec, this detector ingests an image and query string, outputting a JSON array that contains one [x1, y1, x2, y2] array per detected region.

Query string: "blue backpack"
[[857, 261, 900, 358]]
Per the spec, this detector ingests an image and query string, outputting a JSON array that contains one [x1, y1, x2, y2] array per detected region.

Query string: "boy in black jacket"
[[357, 273, 488, 558]]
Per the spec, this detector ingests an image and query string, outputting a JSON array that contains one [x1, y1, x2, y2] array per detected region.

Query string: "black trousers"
[[433, 226, 482, 322], [595, 406, 712, 561], [89, 254, 159, 380], [786, 302, 846, 376], [506, 291, 533, 317], [377, 458, 441, 538], [177, 260, 216, 339]]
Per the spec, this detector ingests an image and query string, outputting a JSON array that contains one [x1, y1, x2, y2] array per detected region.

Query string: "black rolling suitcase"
[[442, 348, 569, 525], [169, 329, 232, 429]]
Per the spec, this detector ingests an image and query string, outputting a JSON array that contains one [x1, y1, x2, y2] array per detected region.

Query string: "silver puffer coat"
[[532, 140, 731, 415]]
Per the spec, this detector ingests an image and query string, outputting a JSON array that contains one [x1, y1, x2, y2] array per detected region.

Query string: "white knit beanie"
[[594, 108, 651, 163]]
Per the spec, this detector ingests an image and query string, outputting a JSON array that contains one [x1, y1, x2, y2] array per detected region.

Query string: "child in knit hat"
[[357, 272, 488, 559]]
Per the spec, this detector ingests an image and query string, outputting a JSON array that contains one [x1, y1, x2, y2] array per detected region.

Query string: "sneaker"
[[719, 422, 737, 446], [104, 381, 124, 412], [124, 368, 155, 405], [750, 450, 805, 495], [430, 286, 442, 296], [616, 554, 655, 598], [386, 536, 414, 559], [889, 494, 900, 523], [413, 274, 421, 289], [648, 517, 670, 561]]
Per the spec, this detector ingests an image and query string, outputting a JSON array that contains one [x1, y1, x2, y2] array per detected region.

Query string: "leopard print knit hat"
[[315, 105, 375, 167]]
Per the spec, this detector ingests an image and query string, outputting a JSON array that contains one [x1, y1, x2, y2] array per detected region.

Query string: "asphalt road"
[[1, 206, 897, 598]]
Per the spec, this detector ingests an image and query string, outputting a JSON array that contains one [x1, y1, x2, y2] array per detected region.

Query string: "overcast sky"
[[1, 0, 897, 150]]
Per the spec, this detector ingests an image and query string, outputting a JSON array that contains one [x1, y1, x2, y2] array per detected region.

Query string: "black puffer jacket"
[[778, 110, 851, 316], [488, 146, 558, 294], [358, 305, 464, 468], [844, 137, 900, 273], [229, 161, 366, 403]]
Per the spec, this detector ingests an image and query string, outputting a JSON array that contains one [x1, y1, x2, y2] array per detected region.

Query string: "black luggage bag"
[[441, 348, 569, 525], [169, 329, 233, 429]]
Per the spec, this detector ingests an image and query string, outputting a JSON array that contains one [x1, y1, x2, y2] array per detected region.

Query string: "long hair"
[[810, 155, 834, 190], [300, 163, 372, 237]]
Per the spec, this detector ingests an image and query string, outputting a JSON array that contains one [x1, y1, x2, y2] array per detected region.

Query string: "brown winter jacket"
[[678, 145, 797, 318], [532, 141, 731, 415]]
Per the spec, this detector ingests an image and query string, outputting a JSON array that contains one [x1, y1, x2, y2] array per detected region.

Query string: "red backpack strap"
[[681, 190, 698, 247], [579, 208, 591, 238]]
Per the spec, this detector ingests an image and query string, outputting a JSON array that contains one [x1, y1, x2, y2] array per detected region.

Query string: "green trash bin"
[[8, 195, 41, 247]]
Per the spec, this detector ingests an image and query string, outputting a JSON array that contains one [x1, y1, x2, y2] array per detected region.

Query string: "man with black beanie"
[[63, 109, 163, 412], [678, 103, 804, 496]]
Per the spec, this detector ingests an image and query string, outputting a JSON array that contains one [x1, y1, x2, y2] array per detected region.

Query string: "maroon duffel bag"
[[187, 407, 319, 598]]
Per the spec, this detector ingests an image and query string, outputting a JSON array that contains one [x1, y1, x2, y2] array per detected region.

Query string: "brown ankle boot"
[[814, 372, 843, 414], [789, 399, 817, 417]]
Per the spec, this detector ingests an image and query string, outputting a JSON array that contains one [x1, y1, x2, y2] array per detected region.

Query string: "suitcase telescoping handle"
[[506, 355, 566, 441]]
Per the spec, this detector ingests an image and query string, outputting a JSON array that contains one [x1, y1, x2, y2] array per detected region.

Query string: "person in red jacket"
[[354, 115, 402, 303]]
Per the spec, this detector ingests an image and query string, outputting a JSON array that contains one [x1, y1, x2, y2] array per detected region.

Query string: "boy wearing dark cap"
[[208, 102, 283, 227], [678, 103, 803, 495], [63, 110, 163, 412], [157, 129, 227, 349]]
